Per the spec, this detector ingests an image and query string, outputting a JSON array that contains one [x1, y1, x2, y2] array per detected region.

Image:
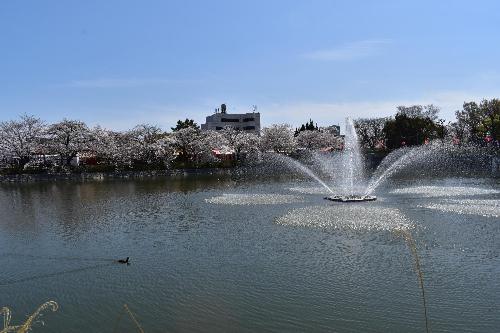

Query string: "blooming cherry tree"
[[220, 127, 260, 160], [126, 124, 166, 164], [260, 124, 297, 153], [45, 119, 93, 166], [0, 114, 46, 168], [171, 127, 201, 162], [192, 130, 229, 165], [296, 130, 339, 149]]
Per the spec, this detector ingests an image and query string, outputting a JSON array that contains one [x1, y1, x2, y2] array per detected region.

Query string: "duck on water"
[[117, 257, 130, 264]]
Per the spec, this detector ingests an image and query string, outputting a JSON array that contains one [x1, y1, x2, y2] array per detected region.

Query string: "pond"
[[1, 174, 499, 332]]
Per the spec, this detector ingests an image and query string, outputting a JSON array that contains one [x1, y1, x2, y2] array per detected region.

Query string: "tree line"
[[354, 99, 500, 151], [1, 98, 497, 174], [0, 117, 341, 173]]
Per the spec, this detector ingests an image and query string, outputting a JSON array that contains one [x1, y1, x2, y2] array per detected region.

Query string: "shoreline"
[[1, 153, 498, 184], [0, 168, 239, 184]]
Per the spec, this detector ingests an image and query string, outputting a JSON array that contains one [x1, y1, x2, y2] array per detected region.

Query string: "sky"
[[1, 0, 499, 131]]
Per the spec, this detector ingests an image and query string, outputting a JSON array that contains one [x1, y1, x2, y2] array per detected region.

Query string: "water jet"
[[277, 118, 374, 201], [279, 119, 479, 202]]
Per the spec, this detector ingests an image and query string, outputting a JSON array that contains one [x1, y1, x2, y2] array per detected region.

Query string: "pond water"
[[1, 175, 499, 332]]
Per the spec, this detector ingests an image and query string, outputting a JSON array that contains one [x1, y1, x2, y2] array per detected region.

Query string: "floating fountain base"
[[324, 195, 377, 203]]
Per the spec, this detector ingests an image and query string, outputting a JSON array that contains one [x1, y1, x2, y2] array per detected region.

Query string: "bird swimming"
[[118, 257, 130, 264]]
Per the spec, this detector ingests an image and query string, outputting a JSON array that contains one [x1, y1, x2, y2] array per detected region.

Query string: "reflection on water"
[[0, 176, 499, 332]]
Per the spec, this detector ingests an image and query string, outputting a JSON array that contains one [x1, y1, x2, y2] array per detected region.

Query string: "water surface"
[[1, 175, 499, 332]]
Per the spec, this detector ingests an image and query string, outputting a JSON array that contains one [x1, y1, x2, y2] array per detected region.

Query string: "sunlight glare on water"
[[419, 199, 500, 218], [391, 186, 500, 197], [205, 193, 304, 205], [276, 205, 413, 232], [288, 186, 333, 195]]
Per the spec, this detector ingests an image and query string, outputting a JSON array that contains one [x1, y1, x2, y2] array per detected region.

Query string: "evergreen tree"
[[295, 119, 319, 136], [171, 119, 200, 131]]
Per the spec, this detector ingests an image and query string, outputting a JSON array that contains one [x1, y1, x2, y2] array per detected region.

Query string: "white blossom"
[[260, 124, 297, 153], [0, 114, 46, 167], [91, 127, 126, 165], [192, 130, 229, 165], [45, 119, 93, 165], [170, 127, 201, 162], [233, 131, 261, 162], [299, 130, 340, 149], [126, 124, 164, 164]]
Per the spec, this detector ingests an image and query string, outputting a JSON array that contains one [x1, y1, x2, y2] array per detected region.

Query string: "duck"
[[118, 257, 130, 264]]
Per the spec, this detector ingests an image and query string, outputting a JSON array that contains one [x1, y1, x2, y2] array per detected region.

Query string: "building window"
[[243, 126, 255, 130], [221, 118, 239, 122], [243, 117, 255, 122]]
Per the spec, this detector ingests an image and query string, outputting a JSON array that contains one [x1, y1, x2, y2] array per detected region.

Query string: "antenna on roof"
[[252, 105, 257, 113]]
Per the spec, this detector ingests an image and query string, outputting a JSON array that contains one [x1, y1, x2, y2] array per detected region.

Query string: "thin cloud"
[[68, 78, 201, 88], [303, 39, 392, 61]]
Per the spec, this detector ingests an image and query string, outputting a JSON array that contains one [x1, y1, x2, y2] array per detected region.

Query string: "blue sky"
[[1, 0, 499, 131]]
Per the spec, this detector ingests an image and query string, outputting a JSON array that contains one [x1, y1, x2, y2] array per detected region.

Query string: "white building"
[[201, 104, 261, 134]]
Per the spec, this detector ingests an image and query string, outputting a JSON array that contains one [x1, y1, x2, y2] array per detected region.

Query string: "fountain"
[[269, 153, 335, 194], [274, 118, 491, 203], [269, 118, 376, 202], [326, 118, 376, 202], [204, 123, 500, 333], [264, 117, 498, 207]]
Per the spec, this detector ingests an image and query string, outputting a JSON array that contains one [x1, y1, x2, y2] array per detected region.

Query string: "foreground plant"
[[1, 301, 58, 333], [394, 229, 430, 333]]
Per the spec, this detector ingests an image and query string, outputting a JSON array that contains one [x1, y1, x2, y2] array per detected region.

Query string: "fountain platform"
[[324, 195, 377, 203]]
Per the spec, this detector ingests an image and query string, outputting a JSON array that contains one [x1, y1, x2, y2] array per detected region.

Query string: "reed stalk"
[[1, 301, 58, 333], [396, 229, 430, 333]]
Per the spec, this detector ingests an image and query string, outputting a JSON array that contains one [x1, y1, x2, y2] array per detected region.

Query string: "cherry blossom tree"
[[191, 130, 229, 165], [91, 125, 174, 169], [91, 127, 127, 166], [154, 135, 176, 167], [170, 127, 201, 163], [220, 127, 240, 147], [0, 132, 8, 166], [295, 129, 341, 151], [45, 119, 93, 166], [126, 124, 166, 165], [354, 118, 388, 150], [220, 127, 260, 161], [260, 124, 297, 153], [171, 128, 239, 166], [296, 130, 322, 149], [0, 114, 46, 168]]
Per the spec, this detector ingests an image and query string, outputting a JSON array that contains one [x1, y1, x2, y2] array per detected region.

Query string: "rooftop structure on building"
[[201, 104, 261, 134]]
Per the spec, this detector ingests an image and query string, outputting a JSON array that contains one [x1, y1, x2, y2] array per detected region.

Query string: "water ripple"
[[288, 186, 333, 195], [276, 205, 412, 232], [419, 199, 500, 217], [391, 186, 499, 197], [205, 194, 304, 205]]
